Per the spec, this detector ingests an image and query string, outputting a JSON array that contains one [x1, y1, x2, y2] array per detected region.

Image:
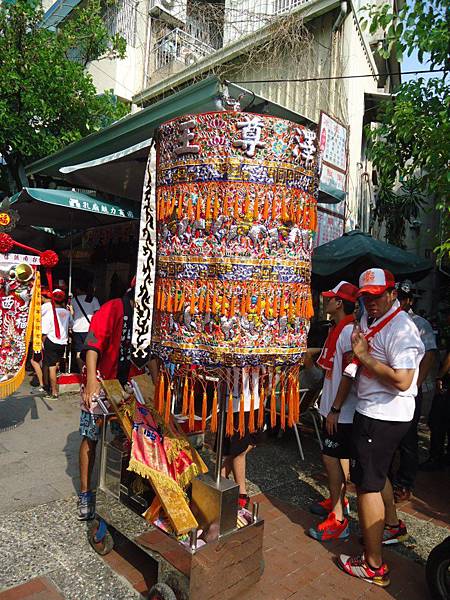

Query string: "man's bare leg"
[[357, 488, 385, 568], [323, 454, 346, 521], [48, 365, 58, 396], [79, 437, 97, 493], [231, 445, 252, 495], [381, 477, 399, 526], [221, 456, 233, 479], [30, 356, 44, 387]]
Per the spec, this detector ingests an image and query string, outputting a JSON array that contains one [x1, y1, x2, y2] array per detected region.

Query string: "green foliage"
[[361, 0, 449, 255], [0, 0, 129, 192]]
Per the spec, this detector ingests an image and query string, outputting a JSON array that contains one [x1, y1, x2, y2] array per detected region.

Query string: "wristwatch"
[[330, 406, 341, 414]]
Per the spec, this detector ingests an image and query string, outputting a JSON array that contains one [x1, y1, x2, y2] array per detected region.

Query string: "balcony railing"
[[274, 0, 309, 15], [153, 28, 216, 72]]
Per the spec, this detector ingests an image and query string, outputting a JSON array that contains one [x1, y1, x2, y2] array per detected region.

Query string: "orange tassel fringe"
[[211, 386, 218, 433], [189, 385, 195, 431], [226, 390, 234, 437], [238, 392, 245, 438]]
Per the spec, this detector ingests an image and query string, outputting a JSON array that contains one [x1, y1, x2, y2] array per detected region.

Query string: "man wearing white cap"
[[309, 281, 359, 542], [338, 268, 424, 587]]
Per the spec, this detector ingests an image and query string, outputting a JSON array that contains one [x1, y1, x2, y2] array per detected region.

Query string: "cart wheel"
[[147, 582, 177, 600], [88, 519, 114, 555]]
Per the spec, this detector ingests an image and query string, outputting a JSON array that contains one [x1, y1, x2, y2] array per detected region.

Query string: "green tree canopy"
[[0, 0, 128, 193], [362, 0, 449, 255]]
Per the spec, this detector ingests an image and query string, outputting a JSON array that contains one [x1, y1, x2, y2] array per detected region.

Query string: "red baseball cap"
[[52, 288, 66, 302], [358, 268, 395, 296], [322, 281, 359, 303]]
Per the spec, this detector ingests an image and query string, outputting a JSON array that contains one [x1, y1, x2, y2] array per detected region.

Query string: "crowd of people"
[[27, 268, 449, 590]]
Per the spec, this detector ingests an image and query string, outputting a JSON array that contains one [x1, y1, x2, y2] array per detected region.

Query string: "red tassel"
[[189, 385, 195, 431], [226, 389, 234, 437], [211, 386, 218, 432], [238, 391, 245, 438], [182, 375, 188, 416]]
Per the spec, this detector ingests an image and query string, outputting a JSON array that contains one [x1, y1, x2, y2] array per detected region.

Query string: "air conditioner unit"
[[149, 0, 187, 26]]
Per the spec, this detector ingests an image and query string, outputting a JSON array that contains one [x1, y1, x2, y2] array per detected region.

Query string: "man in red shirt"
[[77, 283, 156, 520]]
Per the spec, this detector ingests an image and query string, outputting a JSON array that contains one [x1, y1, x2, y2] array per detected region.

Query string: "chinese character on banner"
[[234, 116, 266, 157], [293, 128, 316, 166], [175, 119, 200, 156]]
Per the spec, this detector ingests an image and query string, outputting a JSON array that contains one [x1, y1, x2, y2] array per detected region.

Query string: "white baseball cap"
[[358, 268, 396, 296]]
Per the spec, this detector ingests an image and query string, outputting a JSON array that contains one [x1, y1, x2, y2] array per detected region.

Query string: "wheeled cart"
[[89, 408, 265, 600]]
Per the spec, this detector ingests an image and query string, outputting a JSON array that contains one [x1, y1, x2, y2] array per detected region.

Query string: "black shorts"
[[350, 411, 411, 492], [214, 411, 262, 458], [72, 331, 87, 353], [322, 422, 353, 459], [43, 338, 66, 367]]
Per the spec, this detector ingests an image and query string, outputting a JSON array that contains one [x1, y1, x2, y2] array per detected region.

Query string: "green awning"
[[312, 230, 432, 287], [26, 78, 228, 184], [10, 188, 139, 229]]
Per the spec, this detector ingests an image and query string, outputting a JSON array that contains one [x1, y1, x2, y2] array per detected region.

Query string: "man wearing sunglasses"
[[338, 268, 424, 588]]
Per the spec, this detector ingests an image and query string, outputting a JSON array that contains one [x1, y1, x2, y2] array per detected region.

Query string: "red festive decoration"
[[0, 233, 14, 254], [40, 250, 59, 268], [0, 235, 61, 339]]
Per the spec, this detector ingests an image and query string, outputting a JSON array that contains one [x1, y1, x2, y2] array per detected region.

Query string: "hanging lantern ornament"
[[0, 233, 15, 253]]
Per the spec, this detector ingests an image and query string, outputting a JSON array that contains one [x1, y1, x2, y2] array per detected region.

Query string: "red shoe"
[[309, 496, 350, 517], [338, 553, 390, 587], [382, 520, 408, 545], [309, 512, 350, 541]]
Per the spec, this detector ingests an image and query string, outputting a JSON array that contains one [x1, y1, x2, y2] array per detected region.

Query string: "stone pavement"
[[0, 382, 449, 599]]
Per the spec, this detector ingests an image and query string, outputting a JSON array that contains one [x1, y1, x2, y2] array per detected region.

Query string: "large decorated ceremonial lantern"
[[133, 110, 319, 432]]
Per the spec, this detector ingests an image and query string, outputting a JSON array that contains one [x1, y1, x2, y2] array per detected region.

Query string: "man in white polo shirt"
[[338, 268, 424, 588]]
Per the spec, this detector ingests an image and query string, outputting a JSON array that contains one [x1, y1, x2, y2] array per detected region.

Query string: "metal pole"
[[67, 232, 73, 373], [215, 380, 226, 486]]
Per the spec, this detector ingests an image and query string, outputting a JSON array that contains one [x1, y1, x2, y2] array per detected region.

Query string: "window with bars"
[[104, 0, 137, 47]]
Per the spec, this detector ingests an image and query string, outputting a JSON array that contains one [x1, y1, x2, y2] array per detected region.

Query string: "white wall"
[[87, 0, 149, 101]]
